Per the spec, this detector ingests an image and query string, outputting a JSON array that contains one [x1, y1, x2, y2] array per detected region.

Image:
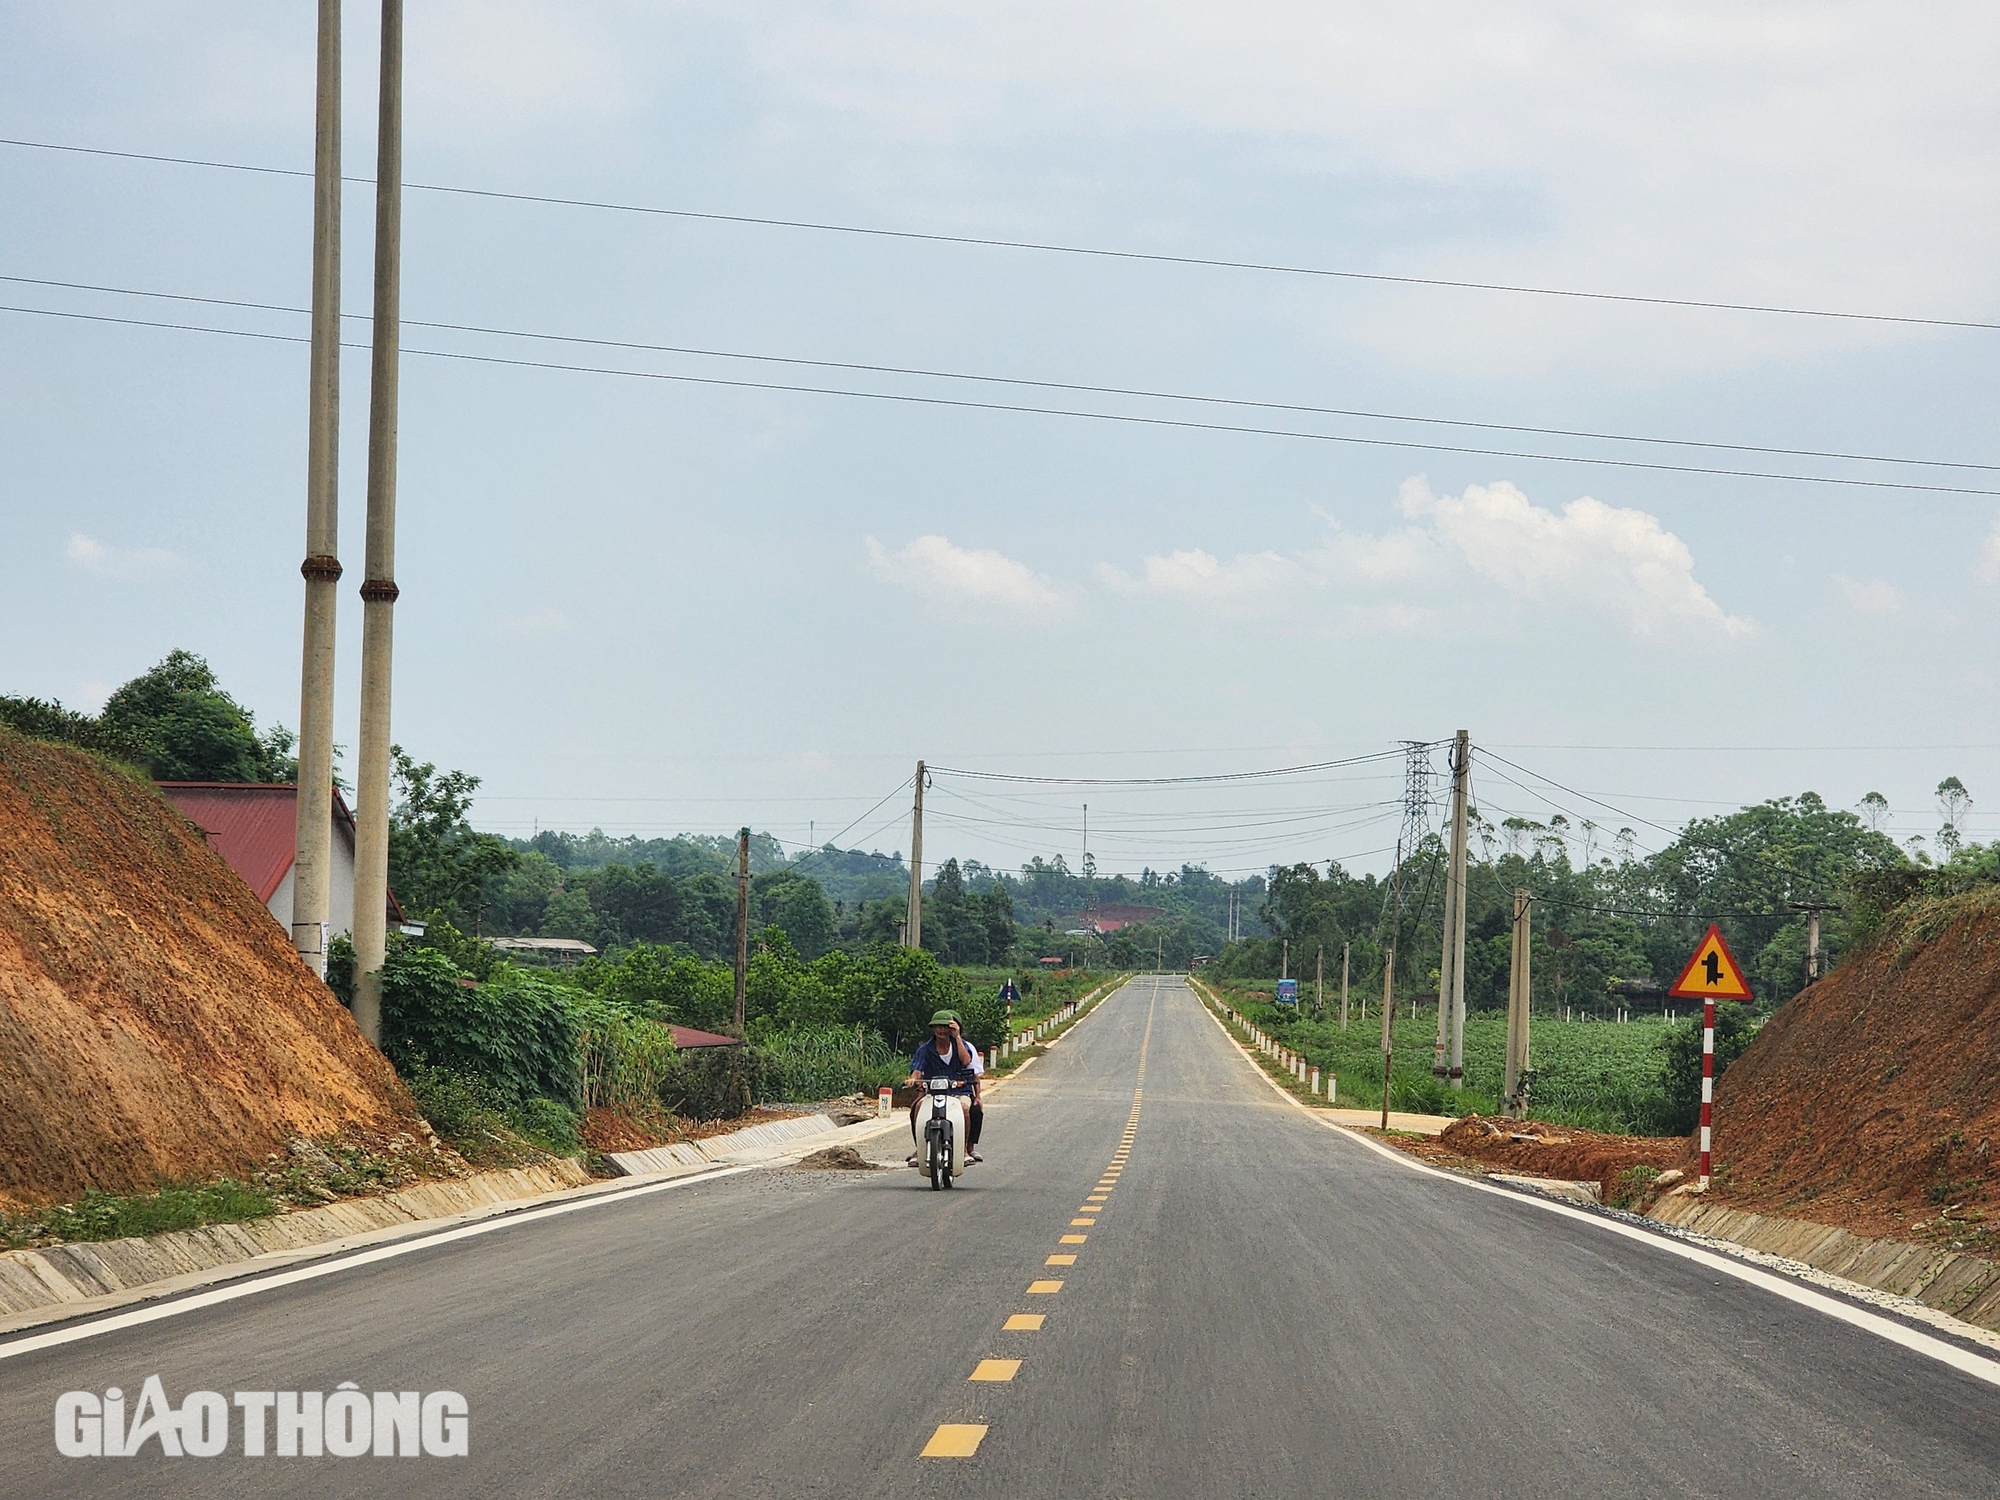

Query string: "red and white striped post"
[[1667, 923, 1751, 1193], [1699, 997, 1716, 1188]]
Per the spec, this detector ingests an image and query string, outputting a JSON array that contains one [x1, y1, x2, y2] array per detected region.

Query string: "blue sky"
[[3, 2, 1998, 877]]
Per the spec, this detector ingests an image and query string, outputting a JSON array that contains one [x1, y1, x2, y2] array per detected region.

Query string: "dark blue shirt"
[[911, 1038, 977, 1088]]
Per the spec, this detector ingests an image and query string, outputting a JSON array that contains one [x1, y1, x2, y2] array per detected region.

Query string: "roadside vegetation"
[[10, 650, 1995, 1180], [1206, 975, 1760, 1133]]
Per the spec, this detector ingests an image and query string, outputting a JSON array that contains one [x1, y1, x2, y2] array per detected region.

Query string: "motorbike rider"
[[905, 1010, 981, 1166]]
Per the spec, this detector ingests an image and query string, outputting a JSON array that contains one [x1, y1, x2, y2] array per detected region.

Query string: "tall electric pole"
[[292, 0, 342, 981], [1316, 945, 1323, 1018], [1504, 889, 1532, 1116], [905, 761, 926, 948], [1789, 900, 1839, 987], [1379, 838, 1403, 1131], [734, 827, 749, 1031], [1339, 940, 1350, 1030], [351, 0, 404, 1047], [1444, 730, 1471, 1089]]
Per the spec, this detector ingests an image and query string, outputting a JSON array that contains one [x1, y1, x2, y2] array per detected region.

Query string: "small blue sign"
[[1276, 979, 1299, 1006]]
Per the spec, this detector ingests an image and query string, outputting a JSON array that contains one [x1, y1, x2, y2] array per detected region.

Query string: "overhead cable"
[[7, 301, 1997, 496], [5, 272, 1993, 475], [7, 135, 1998, 334]]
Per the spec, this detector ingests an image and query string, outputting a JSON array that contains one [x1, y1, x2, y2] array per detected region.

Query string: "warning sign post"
[[1667, 924, 1754, 1188]]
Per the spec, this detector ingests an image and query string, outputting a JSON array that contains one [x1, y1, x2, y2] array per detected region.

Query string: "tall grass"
[[760, 1025, 905, 1101], [576, 1010, 680, 1117]]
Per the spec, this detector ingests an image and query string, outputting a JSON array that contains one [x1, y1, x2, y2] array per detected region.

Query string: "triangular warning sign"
[[1667, 923, 1753, 1001]]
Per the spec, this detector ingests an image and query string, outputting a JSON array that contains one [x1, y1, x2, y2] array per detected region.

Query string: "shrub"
[[381, 948, 581, 1107], [654, 1046, 782, 1122], [1659, 1007, 1757, 1133], [509, 1097, 583, 1154]]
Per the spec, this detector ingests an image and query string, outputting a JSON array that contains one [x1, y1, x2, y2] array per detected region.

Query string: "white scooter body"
[[918, 1078, 968, 1188]]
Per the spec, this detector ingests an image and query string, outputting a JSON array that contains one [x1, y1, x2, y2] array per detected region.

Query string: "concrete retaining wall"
[[0, 1160, 590, 1321], [1649, 1192, 2000, 1331]]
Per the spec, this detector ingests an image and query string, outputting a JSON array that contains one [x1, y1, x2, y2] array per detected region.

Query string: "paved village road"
[[2, 974, 1997, 1498]]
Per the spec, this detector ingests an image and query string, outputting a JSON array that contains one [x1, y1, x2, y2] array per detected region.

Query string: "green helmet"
[[929, 1009, 957, 1027]]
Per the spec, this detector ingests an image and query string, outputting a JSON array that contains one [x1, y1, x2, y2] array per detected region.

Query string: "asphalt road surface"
[[3, 974, 1997, 1498]]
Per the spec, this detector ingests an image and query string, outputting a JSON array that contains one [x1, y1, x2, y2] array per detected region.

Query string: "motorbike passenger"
[[949, 1015, 986, 1163], [905, 1010, 980, 1167]]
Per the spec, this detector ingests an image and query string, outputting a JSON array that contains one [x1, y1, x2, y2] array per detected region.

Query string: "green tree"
[[753, 869, 836, 959], [387, 747, 521, 930], [99, 650, 292, 782]]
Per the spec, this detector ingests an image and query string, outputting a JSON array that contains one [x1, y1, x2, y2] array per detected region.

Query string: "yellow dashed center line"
[[923, 1424, 988, 1457], [916, 977, 1164, 1462]]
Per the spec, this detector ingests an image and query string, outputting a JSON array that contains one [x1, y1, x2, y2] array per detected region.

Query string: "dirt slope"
[[1708, 888, 2000, 1235], [0, 729, 427, 1206]]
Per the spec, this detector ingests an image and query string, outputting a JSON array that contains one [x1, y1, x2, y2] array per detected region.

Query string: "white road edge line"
[[0, 1163, 761, 1363], [1186, 978, 2000, 1392]]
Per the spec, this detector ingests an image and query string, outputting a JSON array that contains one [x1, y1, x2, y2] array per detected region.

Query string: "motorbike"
[[919, 1075, 970, 1189]]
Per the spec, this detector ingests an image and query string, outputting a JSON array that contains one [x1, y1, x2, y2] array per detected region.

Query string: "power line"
[[10, 299, 2000, 497], [7, 271, 1993, 475], [930, 749, 1421, 786], [7, 134, 1998, 335], [779, 775, 914, 875]]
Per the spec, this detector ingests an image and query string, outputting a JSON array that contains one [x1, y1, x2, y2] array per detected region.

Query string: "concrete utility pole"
[[1789, 900, 1839, 986], [1316, 945, 1323, 1018], [734, 827, 749, 1032], [1340, 941, 1350, 1030], [1380, 839, 1403, 1131], [351, 0, 404, 1046], [1504, 889, 1532, 1116], [905, 761, 926, 948], [1444, 730, 1471, 1088], [292, 0, 342, 981], [1282, 938, 1289, 981]]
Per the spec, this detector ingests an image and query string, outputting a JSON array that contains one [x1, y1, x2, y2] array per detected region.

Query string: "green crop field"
[[1202, 977, 1686, 1134]]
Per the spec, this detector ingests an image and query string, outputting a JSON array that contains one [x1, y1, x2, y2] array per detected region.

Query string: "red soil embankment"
[[1703, 888, 2000, 1236], [1405, 1117, 1682, 1202], [0, 729, 428, 1206]]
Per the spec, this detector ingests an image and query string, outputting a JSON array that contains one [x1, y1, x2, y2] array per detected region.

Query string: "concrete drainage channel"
[[0, 1111, 907, 1336]]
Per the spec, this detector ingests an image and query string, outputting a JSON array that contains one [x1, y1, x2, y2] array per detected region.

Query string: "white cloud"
[[1831, 574, 1906, 618], [1977, 514, 2000, 585], [1103, 477, 1751, 639], [1395, 479, 1753, 638], [1096, 548, 1305, 610], [63, 533, 178, 580], [866, 535, 1059, 611], [498, 607, 573, 636]]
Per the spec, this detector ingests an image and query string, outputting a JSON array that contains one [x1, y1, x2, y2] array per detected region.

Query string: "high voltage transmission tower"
[[1395, 740, 1437, 908]]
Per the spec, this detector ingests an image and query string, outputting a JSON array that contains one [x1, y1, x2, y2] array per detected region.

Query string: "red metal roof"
[[669, 1025, 743, 1049], [155, 782, 401, 920], [158, 783, 331, 902]]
